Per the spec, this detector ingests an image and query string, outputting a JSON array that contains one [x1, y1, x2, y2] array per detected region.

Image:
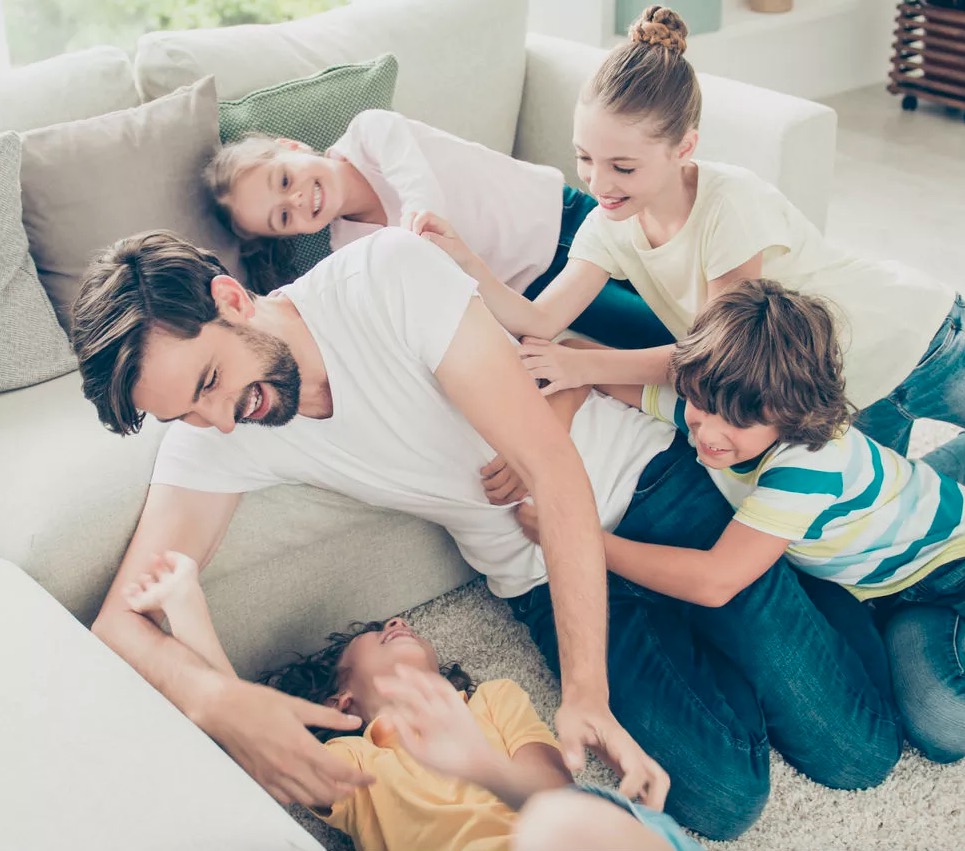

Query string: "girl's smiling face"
[[572, 99, 696, 220], [229, 144, 344, 238], [684, 400, 781, 469]]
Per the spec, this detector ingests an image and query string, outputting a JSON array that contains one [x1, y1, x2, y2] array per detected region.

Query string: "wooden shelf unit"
[[889, 1, 965, 116]]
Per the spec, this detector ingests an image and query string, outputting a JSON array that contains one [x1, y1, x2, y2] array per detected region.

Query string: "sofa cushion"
[[0, 133, 76, 391], [134, 0, 526, 155], [0, 46, 141, 133], [18, 76, 242, 331], [219, 54, 398, 278]]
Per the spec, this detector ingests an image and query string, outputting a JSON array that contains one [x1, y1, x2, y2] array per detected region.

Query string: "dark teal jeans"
[[524, 185, 675, 349], [508, 432, 902, 840]]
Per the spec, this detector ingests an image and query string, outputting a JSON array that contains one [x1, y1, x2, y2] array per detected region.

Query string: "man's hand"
[[201, 678, 373, 806], [518, 336, 592, 396], [375, 665, 494, 782], [480, 455, 529, 506], [555, 698, 670, 811]]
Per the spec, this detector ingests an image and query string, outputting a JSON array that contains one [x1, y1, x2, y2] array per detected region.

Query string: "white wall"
[[528, 0, 897, 100], [0, 1, 10, 70]]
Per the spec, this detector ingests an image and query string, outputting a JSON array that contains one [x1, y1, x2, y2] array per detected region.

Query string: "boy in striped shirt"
[[519, 279, 965, 764]]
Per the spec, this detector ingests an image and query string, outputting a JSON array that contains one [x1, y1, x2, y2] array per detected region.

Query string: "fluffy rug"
[[290, 421, 965, 850]]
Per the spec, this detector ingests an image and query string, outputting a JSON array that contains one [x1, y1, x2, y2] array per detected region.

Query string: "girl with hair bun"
[[414, 5, 964, 465]]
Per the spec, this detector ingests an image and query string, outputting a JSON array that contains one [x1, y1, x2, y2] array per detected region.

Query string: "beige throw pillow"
[[0, 133, 76, 391], [19, 76, 241, 331]]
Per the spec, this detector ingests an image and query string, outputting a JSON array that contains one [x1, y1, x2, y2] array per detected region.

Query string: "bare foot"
[[123, 551, 200, 618]]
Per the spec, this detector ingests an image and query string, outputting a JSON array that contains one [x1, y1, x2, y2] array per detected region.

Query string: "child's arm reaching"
[[408, 210, 610, 341], [375, 667, 572, 811], [517, 507, 791, 607], [123, 551, 237, 678]]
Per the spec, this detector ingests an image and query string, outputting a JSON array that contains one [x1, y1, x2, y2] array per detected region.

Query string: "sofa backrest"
[[134, 0, 527, 156], [0, 46, 141, 133]]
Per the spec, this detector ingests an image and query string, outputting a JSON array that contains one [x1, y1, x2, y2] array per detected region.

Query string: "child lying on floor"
[[124, 551, 702, 851]]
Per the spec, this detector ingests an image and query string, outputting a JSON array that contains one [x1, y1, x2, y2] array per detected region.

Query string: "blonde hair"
[[584, 5, 701, 144], [203, 134, 323, 294], [670, 279, 853, 452]]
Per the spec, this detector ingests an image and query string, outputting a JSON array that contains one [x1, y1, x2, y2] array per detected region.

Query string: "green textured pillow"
[[219, 53, 399, 279]]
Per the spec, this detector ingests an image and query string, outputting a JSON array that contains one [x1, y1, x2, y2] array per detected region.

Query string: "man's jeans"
[[856, 294, 965, 461], [523, 185, 675, 350], [508, 433, 903, 841]]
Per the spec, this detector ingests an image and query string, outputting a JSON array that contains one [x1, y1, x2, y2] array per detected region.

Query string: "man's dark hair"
[[259, 620, 476, 741], [70, 230, 235, 436]]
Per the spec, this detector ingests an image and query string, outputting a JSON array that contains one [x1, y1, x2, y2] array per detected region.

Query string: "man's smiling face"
[[132, 319, 301, 434]]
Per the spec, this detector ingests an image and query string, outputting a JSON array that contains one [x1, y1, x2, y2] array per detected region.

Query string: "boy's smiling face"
[[684, 401, 780, 469]]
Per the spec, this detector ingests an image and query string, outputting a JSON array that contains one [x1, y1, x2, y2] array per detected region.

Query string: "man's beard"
[[229, 324, 301, 427]]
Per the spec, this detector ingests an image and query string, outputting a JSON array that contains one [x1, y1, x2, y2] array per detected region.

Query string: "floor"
[[822, 84, 965, 456]]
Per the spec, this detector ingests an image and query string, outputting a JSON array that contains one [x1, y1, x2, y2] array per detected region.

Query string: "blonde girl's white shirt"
[[151, 229, 674, 599], [569, 160, 955, 408], [327, 109, 564, 294]]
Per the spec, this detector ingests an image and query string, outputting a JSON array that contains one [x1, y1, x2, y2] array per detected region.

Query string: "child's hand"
[[518, 337, 589, 396], [480, 454, 529, 505], [375, 665, 494, 782], [514, 501, 541, 545], [403, 210, 478, 274]]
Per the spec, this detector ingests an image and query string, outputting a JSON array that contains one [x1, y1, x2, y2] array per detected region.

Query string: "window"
[[3, 0, 348, 68]]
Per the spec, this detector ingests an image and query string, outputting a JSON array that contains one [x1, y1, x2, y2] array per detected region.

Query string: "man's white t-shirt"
[[327, 109, 564, 294], [569, 160, 955, 408], [152, 229, 675, 598]]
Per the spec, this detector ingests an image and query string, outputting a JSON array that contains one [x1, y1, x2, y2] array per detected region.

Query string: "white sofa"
[[0, 0, 837, 687]]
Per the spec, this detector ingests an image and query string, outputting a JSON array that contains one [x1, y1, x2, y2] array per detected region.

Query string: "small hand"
[[123, 550, 200, 615], [403, 210, 477, 273], [518, 336, 589, 396], [555, 698, 670, 810], [480, 455, 529, 506], [375, 665, 492, 781], [513, 500, 541, 544], [204, 679, 373, 807]]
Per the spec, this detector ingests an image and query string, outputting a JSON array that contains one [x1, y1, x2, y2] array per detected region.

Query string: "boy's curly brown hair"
[[670, 278, 853, 451]]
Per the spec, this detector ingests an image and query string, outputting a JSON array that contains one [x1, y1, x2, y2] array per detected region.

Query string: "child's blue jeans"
[[876, 550, 965, 763], [578, 784, 704, 850], [524, 185, 675, 349], [856, 294, 965, 464]]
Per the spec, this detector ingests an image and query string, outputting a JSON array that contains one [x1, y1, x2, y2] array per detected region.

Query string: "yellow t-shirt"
[[569, 160, 954, 408], [315, 679, 560, 851]]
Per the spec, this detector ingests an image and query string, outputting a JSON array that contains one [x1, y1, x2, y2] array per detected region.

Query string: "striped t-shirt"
[[641, 385, 965, 599]]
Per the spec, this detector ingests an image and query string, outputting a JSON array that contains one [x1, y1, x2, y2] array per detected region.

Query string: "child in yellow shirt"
[[124, 551, 702, 851]]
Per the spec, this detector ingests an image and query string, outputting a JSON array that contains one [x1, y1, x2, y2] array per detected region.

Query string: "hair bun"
[[629, 5, 689, 55]]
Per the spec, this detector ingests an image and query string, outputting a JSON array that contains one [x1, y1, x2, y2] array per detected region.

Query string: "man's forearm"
[[94, 608, 231, 728], [533, 454, 609, 697]]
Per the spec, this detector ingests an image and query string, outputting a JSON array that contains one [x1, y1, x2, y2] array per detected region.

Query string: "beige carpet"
[[290, 420, 965, 850]]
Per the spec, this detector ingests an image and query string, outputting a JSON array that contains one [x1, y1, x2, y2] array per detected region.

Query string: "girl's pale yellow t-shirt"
[[568, 160, 954, 408], [314, 679, 560, 851]]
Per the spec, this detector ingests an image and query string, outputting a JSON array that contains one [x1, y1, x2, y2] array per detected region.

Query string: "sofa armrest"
[[0, 558, 323, 850], [514, 33, 837, 232]]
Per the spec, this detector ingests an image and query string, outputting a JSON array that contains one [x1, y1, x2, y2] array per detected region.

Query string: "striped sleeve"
[[640, 385, 689, 436]]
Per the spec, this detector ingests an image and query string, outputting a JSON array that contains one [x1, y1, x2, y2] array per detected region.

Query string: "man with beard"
[[71, 228, 900, 840]]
